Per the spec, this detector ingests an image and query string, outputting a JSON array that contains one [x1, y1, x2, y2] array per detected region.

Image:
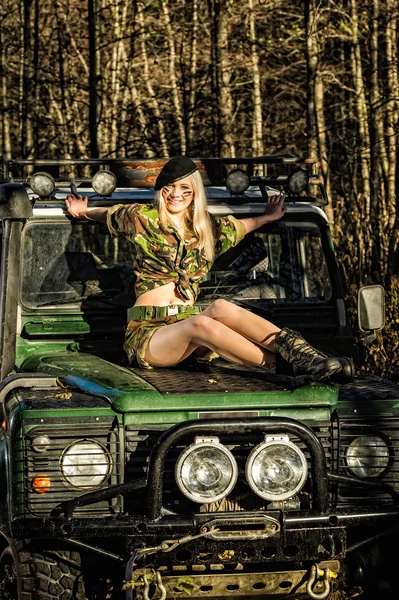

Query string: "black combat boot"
[[274, 328, 342, 381]]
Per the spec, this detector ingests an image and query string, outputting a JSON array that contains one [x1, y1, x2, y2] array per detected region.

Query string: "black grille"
[[125, 422, 332, 513], [333, 410, 399, 506], [21, 417, 122, 517]]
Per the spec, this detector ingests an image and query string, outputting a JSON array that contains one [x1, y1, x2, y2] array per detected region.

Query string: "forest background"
[[0, 0, 398, 377]]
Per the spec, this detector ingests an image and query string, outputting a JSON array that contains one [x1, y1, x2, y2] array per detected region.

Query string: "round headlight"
[[30, 172, 55, 197], [175, 437, 238, 504], [246, 436, 308, 501], [92, 170, 117, 196], [61, 440, 111, 489], [346, 435, 390, 478], [288, 169, 309, 194], [226, 168, 250, 195]]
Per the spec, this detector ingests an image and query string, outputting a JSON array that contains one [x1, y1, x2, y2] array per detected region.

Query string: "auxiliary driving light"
[[175, 437, 238, 504], [91, 170, 117, 196], [29, 172, 55, 198], [287, 168, 309, 194], [60, 440, 112, 489], [31, 434, 50, 453], [226, 168, 250, 195], [246, 435, 308, 501], [346, 435, 390, 478]]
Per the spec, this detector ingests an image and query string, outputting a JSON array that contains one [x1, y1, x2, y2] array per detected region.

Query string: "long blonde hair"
[[154, 170, 215, 262]]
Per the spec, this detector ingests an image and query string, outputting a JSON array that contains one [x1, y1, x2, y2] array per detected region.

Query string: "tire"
[[0, 545, 85, 600]]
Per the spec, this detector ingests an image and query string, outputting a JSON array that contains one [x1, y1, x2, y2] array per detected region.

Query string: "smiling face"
[[161, 176, 194, 217]]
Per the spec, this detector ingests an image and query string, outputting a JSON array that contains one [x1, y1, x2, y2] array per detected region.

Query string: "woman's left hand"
[[264, 191, 286, 222]]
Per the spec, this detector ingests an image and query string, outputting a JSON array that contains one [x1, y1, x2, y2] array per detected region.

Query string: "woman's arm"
[[65, 194, 108, 223], [239, 192, 286, 235]]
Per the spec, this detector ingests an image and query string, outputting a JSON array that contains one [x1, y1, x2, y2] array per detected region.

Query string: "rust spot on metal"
[[124, 160, 167, 171], [144, 175, 158, 184], [195, 161, 207, 173]]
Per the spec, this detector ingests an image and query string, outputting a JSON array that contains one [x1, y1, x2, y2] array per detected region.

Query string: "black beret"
[[154, 156, 198, 191]]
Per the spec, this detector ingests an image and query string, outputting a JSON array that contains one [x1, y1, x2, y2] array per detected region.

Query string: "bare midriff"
[[133, 282, 194, 307]]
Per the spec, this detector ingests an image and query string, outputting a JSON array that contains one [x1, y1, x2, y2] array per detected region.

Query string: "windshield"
[[21, 219, 332, 309], [200, 220, 332, 304]]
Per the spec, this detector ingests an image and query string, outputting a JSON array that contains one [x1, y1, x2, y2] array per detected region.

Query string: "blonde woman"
[[66, 156, 342, 380]]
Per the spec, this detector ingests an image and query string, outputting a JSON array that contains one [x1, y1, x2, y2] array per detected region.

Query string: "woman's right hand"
[[65, 194, 89, 218]]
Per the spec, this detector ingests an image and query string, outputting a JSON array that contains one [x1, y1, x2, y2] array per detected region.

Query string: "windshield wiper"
[[35, 296, 88, 307], [35, 294, 129, 308]]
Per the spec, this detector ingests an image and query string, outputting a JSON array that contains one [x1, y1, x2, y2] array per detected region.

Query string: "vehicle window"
[[200, 220, 332, 304], [21, 221, 135, 308]]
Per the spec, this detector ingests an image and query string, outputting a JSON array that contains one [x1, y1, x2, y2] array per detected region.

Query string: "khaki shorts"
[[124, 313, 197, 369]]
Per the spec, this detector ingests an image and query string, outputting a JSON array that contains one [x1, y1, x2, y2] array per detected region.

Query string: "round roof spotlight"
[[287, 168, 309, 195], [175, 437, 238, 504], [226, 168, 250, 195], [246, 435, 308, 501], [29, 172, 55, 198], [91, 170, 117, 196]]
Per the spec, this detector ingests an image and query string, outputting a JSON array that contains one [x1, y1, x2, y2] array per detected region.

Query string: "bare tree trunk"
[[109, 0, 128, 156], [216, 0, 235, 156], [137, 1, 169, 156], [187, 0, 198, 152], [369, 0, 388, 276], [19, 0, 33, 159], [55, 7, 72, 158], [119, 41, 155, 157], [208, 0, 219, 155], [305, 0, 318, 162], [305, 1, 334, 222], [314, 76, 334, 223], [0, 0, 12, 157], [161, 0, 187, 154], [350, 0, 371, 278], [88, 0, 99, 157], [386, 0, 399, 279], [248, 0, 263, 158], [97, 0, 108, 156], [32, 0, 39, 157]]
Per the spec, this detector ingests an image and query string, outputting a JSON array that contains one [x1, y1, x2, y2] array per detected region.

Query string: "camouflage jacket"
[[106, 203, 246, 301]]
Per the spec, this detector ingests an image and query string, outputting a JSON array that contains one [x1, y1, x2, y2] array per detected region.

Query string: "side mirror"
[[358, 285, 385, 332]]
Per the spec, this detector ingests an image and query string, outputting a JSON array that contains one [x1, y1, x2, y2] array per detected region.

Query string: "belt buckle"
[[167, 305, 179, 316]]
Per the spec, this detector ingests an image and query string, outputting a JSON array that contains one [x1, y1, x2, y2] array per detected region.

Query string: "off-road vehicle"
[[0, 155, 398, 600]]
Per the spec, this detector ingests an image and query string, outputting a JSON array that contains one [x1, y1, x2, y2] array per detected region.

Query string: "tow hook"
[[124, 569, 166, 600], [306, 564, 338, 599], [142, 572, 166, 600]]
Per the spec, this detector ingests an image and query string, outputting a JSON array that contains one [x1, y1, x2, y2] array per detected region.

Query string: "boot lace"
[[275, 328, 326, 370]]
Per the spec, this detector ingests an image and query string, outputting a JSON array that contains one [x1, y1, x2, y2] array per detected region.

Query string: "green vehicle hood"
[[21, 352, 339, 414]]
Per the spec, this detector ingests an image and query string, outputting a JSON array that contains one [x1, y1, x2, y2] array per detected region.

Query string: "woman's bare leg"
[[199, 300, 343, 380], [144, 314, 275, 368], [203, 299, 280, 350]]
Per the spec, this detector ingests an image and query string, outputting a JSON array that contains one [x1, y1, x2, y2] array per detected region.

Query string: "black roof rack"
[[2, 154, 317, 183], [1, 154, 327, 205]]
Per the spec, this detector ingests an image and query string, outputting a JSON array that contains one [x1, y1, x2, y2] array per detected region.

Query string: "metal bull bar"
[[146, 417, 329, 520]]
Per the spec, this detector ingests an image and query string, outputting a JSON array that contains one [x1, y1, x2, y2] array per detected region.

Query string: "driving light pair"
[[30, 170, 117, 198], [175, 435, 308, 504], [225, 167, 309, 195]]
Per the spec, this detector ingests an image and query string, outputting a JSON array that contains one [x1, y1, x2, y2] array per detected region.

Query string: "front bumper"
[[11, 507, 399, 563]]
